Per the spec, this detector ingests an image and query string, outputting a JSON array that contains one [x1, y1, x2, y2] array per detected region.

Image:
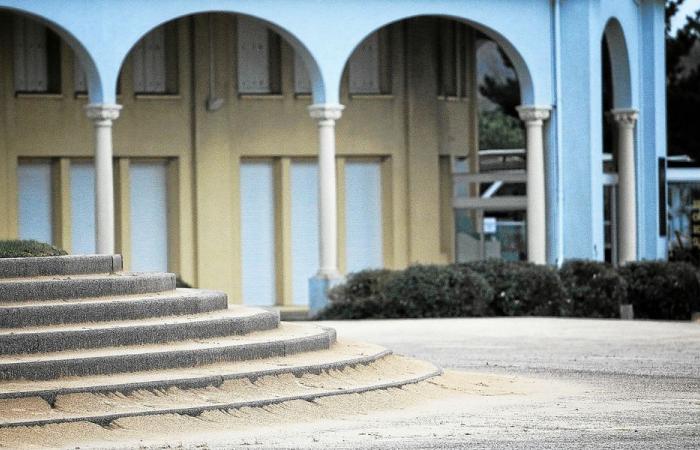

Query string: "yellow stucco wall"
[[0, 14, 476, 304]]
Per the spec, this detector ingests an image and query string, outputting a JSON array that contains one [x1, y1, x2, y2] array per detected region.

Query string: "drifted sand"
[[0, 369, 558, 449]]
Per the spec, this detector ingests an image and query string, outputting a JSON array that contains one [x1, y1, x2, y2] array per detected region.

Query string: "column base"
[[308, 274, 344, 317]]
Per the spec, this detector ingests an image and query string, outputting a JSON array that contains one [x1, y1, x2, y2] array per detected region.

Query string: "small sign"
[[692, 197, 700, 249], [483, 217, 497, 234]]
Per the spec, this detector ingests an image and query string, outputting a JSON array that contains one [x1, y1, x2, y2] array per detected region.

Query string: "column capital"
[[610, 108, 639, 128], [85, 103, 122, 124], [516, 105, 552, 124], [308, 103, 345, 122]]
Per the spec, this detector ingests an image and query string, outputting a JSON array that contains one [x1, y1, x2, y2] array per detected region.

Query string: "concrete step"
[[0, 305, 279, 355], [0, 340, 389, 401], [0, 255, 122, 278], [0, 272, 175, 302], [0, 288, 228, 328], [0, 322, 336, 381], [0, 353, 441, 428]]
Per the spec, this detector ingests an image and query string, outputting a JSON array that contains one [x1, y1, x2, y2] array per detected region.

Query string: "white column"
[[85, 104, 122, 255], [611, 108, 638, 263], [517, 105, 551, 264], [308, 103, 344, 278]]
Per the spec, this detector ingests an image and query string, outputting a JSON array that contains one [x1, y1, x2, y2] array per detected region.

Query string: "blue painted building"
[[0, 1, 668, 310]]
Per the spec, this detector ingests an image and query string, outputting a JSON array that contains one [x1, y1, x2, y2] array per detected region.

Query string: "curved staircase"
[[0, 255, 440, 428]]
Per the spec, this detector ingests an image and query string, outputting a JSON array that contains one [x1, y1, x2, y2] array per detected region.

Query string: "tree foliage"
[[666, 0, 700, 159], [478, 46, 521, 119]]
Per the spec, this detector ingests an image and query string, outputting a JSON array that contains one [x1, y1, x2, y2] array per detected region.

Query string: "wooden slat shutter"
[[14, 17, 48, 92], [294, 51, 311, 94], [237, 16, 270, 94], [133, 27, 166, 93], [349, 32, 380, 94], [74, 56, 87, 92]]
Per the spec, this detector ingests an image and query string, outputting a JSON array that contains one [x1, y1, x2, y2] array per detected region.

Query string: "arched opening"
[[104, 12, 323, 306], [0, 9, 103, 254], [601, 18, 634, 264], [335, 16, 528, 266]]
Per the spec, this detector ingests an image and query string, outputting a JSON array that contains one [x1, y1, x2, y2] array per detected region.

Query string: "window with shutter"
[[74, 55, 87, 93], [291, 161, 319, 305], [237, 17, 281, 95], [70, 161, 95, 254], [344, 160, 383, 272], [13, 17, 61, 94], [438, 21, 468, 98], [132, 23, 178, 95], [348, 30, 391, 95], [294, 51, 312, 95], [240, 160, 277, 305], [18, 160, 54, 244], [130, 161, 169, 272]]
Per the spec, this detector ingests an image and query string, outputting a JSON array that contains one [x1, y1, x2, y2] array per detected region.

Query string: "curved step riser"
[[0, 330, 336, 381], [0, 356, 440, 429], [0, 274, 175, 302], [0, 292, 228, 328], [0, 348, 392, 401], [0, 312, 279, 355], [0, 255, 122, 278]]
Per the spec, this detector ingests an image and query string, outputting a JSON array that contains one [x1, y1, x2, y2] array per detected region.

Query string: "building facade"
[[0, 0, 667, 311]]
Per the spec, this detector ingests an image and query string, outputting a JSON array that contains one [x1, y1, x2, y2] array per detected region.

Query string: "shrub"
[[318, 265, 492, 319], [669, 246, 700, 269], [380, 265, 493, 318], [463, 259, 567, 316], [0, 240, 67, 258], [316, 269, 397, 319], [559, 260, 627, 318], [619, 261, 700, 320]]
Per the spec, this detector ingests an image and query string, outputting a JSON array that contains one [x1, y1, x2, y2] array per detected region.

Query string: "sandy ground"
[[1, 317, 698, 449]]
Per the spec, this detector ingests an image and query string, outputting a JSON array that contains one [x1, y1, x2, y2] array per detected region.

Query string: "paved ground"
[[4, 317, 698, 449], [317, 317, 700, 449]]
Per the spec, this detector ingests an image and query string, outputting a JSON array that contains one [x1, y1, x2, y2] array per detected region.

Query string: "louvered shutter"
[[345, 161, 383, 272], [294, 51, 311, 94], [237, 17, 270, 94], [133, 27, 166, 93], [240, 161, 276, 305], [349, 32, 380, 94], [74, 56, 87, 92], [14, 18, 48, 92]]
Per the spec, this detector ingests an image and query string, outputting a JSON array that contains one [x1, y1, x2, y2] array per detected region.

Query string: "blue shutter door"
[[240, 160, 276, 305], [291, 161, 319, 306], [18, 161, 53, 244], [345, 161, 383, 273], [129, 161, 169, 272], [70, 161, 96, 254]]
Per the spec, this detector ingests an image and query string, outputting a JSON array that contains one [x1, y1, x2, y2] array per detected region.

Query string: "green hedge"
[[380, 265, 493, 318], [559, 260, 627, 318], [618, 261, 700, 320], [318, 266, 492, 319], [669, 246, 700, 269], [317, 269, 396, 319], [319, 259, 700, 321], [460, 260, 567, 316], [0, 240, 67, 258]]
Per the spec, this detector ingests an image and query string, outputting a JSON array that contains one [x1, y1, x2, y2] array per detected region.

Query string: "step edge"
[[0, 306, 270, 337], [0, 359, 440, 428], [0, 255, 122, 279], [0, 348, 392, 400], [0, 311, 280, 355], [0, 288, 226, 308], [0, 327, 335, 380], [0, 272, 177, 302]]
